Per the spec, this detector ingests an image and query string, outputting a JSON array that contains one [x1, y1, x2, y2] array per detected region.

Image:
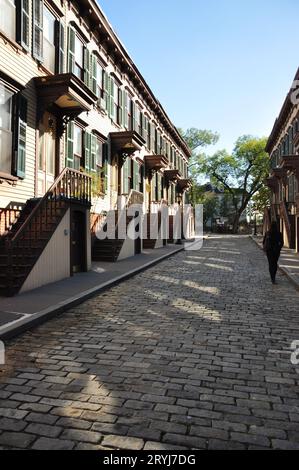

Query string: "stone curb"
[[249, 235, 299, 292], [0, 246, 185, 341]]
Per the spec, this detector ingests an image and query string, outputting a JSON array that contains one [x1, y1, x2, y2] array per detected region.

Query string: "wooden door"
[[38, 112, 56, 196], [71, 210, 86, 273]]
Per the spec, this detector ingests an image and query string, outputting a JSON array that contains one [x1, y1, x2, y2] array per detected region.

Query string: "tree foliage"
[[178, 128, 219, 179], [193, 135, 269, 232]]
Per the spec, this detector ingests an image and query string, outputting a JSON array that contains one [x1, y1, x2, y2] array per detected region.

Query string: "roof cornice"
[[266, 67, 299, 154], [77, 0, 191, 158]]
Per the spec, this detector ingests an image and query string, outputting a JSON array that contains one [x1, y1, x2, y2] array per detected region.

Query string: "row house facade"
[[0, 0, 192, 296], [265, 67, 299, 252]]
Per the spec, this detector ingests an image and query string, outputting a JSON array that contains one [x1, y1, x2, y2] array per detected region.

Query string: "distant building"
[[201, 183, 247, 230], [265, 67, 299, 252]]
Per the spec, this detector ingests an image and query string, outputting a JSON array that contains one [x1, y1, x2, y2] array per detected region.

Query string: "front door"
[[38, 112, 56, 196], [71, 210, 86, 273]]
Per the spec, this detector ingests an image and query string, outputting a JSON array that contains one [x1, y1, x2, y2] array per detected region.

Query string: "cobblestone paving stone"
[[1, 235, 299, 450]]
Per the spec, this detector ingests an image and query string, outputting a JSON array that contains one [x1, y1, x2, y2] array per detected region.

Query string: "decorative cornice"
[[77, 0, 191, 158]]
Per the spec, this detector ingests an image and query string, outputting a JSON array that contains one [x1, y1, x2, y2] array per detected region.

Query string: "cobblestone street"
[[1, 235, 299, 450]]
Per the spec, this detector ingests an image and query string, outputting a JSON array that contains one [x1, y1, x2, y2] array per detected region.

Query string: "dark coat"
[[263, 230, 283, 255]]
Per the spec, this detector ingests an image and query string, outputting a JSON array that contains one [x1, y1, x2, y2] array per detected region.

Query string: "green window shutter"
[[139, 164, 144, 192], [109, 76, 115, 120], [157, 173, 162, 200], [133, 160, 139, 191], [156, 131, 161, 154], [32, 0, 44, 61], [161, 137, 165, 155], [119, 88, 124, 127], [124, 90, 128, 129], [90, 53, 97, 95], [151, 174, 157, 201], [14, 94, 27, 179], [66, 121, 74, 168], [90, 134, 97, 172], [132, 102, 136, 132], [123, 158, 129, 194], [68, 26, 75, 73], [139, 112, 143, 137], [16, 0, 30, 50], [103, 143, 108, 192], [84, 47, 90, 88], [143, 115, 148, 146], [55, 20, 65, 74], [103, 71, 109, 111], [84, 132, 91, 171], [150, 123, 154, 151]]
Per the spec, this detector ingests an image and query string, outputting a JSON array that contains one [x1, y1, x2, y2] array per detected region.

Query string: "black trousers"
[[266, 250, 280, 282]]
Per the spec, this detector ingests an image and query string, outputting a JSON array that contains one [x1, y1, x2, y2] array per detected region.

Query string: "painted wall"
[[20, 209, 71, 293]]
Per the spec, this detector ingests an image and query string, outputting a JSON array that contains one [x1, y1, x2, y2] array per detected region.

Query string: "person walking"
[[263, 221, 284, 284]]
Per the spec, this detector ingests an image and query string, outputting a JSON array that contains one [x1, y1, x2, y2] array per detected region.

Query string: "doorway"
[[134, 211, 141, 255], [71, 210, 86, 273], [37, 112, 56, 196]]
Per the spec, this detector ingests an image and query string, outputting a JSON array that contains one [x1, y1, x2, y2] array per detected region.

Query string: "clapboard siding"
[[1, 0, 189, 214]]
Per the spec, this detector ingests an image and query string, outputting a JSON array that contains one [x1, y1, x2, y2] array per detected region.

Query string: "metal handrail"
[[8, 168, 91, 245], [0, 208, 22, 236]]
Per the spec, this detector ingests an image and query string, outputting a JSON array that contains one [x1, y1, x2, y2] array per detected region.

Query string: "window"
[[135, 105, 142, 136], [97, 62, 104, 105], [100, 143, 108, 194], [288, 175, 295, 203], [113, 82, 121, 125], [139, 165, 144, 193], [150, 123, 155, 152], [157, 173, 163, 201], [132, 160, 143, 192], [0, 0, 16, 41], [43, 7, 56, 72], [32, 0, 43, 61], [124, 91, 132, 130], [146, 119, 151, 150], [0, 83, 27, 178], [74, 36, 84, 80], [73, 124, 83, 170], [96, 139, 103, 169], [155, 129, 161, 154], [0, 84, 13, 174]]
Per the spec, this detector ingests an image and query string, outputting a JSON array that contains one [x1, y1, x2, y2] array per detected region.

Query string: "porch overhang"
[[164, 169, 182, 182], [271, 168, 287, 179], [144, 155, 168, 171], [34, 73, 97, 119], [110, 131, 146, 158], [265, 176, 279, 193], [177, 178, 192, 192], [280, 155, 299, 176]]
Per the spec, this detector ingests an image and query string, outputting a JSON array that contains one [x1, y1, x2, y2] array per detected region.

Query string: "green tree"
[[189, 184, 219, 228], [197, 135, 269, 233], [251, 185, 271, 215], [178, 128, 219, 180]]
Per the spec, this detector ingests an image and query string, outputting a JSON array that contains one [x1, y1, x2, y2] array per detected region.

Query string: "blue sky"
[[97, 0, 299, 155]]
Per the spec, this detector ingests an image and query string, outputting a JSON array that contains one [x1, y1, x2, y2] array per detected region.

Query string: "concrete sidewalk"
[[251, 235, 299, 290], [0, 244, 190, 340]]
